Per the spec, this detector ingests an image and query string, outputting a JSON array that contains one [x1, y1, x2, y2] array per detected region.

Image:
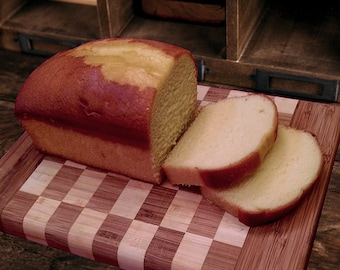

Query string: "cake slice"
[[162, 94, 278, 188], [200, 125, 324, 226]]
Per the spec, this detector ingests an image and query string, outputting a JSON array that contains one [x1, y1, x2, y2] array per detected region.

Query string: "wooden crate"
[[0, 0, 339, 102], [0, 0, 100, 54]]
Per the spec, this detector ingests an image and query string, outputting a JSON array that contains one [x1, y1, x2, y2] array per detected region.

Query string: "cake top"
[[15, 38, 196, 141], [69, 39, 177, 90]]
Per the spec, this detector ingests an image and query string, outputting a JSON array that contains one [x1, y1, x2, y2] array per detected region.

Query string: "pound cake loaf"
[[200, 125, 324, 226], [162, 94, 278, 188], [15, 38, 197, 184]]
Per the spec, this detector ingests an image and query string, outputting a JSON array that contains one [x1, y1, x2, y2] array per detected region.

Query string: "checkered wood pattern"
[[0, 86, 298, 269]]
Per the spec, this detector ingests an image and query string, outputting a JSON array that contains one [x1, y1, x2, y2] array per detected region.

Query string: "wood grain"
[[97, 0, 134, 38], [141, 0, 225, 24], [51, 0, 97, 5], [309, 157, 340, 270], [226, 0, 266, 60], [0, 133, 43, 221], [241, 1, 340, 79]]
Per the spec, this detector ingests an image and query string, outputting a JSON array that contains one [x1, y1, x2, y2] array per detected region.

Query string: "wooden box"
[[0, 0, 100, 55], [0, 0, 339, 102]]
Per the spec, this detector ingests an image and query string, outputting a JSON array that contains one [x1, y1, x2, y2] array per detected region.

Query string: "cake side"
[[21, 119, 156, 182], [150, 53, 198, 180], [200, 125, 324, 226]]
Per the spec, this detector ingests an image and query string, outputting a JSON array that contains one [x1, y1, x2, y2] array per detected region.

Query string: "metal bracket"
[[195, 59, 209, 82], [17, 33, 83, 56], [250, 69, 338, 102]]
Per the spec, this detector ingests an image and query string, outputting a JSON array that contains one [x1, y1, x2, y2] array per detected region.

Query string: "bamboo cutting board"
[[0, 86, 339, 270]]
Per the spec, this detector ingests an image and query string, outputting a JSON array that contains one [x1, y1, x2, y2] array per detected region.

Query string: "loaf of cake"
[[200, 125, 324, 226], [15, 38, 198, 184], [162, 94, 278, 188]]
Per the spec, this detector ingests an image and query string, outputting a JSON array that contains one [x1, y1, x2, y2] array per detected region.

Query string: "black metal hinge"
[[17, 33, 83, 56], [250, 69, 338, 102], [195, 59, 209, 82]]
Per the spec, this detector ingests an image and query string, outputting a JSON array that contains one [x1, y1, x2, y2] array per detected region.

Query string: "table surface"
[[0, 49, 339, 270]]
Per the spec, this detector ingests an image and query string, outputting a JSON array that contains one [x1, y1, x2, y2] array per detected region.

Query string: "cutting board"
[[1, 86, 339, 270]]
